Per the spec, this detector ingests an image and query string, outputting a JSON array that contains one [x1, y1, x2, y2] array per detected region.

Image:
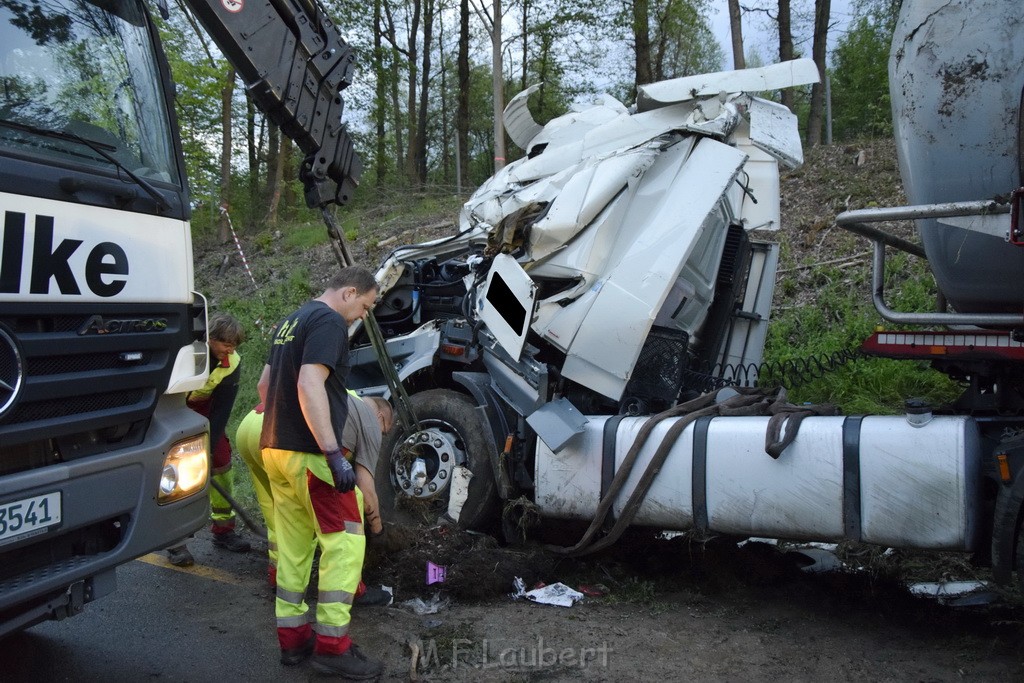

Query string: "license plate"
[[0, 492, 62, 546]]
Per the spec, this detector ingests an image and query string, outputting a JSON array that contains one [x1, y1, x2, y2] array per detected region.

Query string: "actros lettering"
[[78, 315, 167, 335], [1, 211, 129, 297]]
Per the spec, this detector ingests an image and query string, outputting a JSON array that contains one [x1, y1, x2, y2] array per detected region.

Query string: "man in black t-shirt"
[[257, 266, 385, 679]]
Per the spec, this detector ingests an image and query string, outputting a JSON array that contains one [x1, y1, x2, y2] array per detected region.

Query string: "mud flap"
[[990, 471, 1024, 585]]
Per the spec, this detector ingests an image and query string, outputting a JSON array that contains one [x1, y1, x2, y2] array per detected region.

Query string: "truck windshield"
[[0, 0, 178, 185]]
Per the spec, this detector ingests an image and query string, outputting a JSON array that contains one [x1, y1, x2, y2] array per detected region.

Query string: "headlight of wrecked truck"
[[158, 434, 209, 504]]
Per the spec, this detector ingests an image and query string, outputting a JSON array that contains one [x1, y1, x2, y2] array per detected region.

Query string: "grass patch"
[[764, 251, 962, 413], [283, 222, 329, 250]]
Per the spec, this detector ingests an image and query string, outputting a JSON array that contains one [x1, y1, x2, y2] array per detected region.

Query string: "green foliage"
[[283, 222, 330, 250], [764, 254, 962, 414], [214, 267, 314, 439], [829, 13, 895, 141], [156, 17, 224, 213], [649, 0, 724, 79]]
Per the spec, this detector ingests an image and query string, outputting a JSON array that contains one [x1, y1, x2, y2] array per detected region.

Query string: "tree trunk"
[[246, 96, 258, 220], [218, 68, 235, 243], [491, 0, 505, 172], [652, 0, 671, 81], [265, 123, 282, 228], [373, 0, 387, 186], [390, 48, 404, 168], [806, 0, 831, 146], [521, 0, 529, 90], [728, 0, 745, 69], [632, 0, 652, 99], [381, 2, 405, 171], [405, 0, 421, 183], [438, 9, 450, 186], [457, 0, 469, 190], [415, 0, 434, 185], [282, 138, 296, 215], [779, 0, 794, 112]]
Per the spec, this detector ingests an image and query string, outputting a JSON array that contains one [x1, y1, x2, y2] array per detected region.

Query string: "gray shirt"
[[344, 395, 382, 475]]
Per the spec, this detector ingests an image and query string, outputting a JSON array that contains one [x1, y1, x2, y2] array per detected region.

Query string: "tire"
[[375, 389, 499, 530]]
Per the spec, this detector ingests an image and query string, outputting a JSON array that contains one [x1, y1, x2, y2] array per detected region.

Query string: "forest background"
[[166, 0, 896, 236], [179, 0, 955, 432]]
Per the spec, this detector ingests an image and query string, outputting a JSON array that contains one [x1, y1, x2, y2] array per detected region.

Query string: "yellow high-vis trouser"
[[236, 409, 277, 569], [263, 447, 365, 655]]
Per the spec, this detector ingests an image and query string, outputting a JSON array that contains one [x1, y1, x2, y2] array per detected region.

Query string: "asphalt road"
[[1, 529, 320, 682]]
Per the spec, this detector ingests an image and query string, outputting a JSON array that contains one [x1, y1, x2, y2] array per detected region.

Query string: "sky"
[[708, 0, 857, 70]]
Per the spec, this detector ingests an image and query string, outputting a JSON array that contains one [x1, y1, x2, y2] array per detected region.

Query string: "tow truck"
[[0, 0, 360, 635]]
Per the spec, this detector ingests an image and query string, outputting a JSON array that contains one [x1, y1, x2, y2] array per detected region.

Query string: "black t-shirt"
[[260, 300, 351, 453]]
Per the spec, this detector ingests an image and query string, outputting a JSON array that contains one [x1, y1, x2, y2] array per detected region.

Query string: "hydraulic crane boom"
[[186, 0, 361, 208]]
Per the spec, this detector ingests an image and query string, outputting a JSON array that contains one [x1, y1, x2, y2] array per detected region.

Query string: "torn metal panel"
[[635, 58, 820, 112], [560, 138, 748, 400], [525, 143, 663, 263], [503, 83, 543, 150], [526, 397, 589, 453], [748, 96, 803, 169]]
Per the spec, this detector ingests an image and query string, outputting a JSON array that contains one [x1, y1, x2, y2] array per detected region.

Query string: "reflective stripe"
[[345, 520, 363, 535], [276, 614, 310, 628], [189, 351, 240, 402], [318, 589, 355, 606], [315, 622, 350, 638], [277, 586, 305, 604]]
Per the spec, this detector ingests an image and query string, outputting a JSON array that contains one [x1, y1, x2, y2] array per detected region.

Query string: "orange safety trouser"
[[263, 447, 365, 655]]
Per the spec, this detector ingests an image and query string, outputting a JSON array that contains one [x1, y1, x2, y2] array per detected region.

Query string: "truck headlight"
[[158, 434, 209, 504]]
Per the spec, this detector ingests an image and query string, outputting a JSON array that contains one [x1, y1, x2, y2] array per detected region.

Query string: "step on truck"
[[349, 0, 1024, 589], [0, 0, 361, 635]]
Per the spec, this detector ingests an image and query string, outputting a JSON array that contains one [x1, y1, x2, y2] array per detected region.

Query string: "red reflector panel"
[[862, 331, 1024, 360]]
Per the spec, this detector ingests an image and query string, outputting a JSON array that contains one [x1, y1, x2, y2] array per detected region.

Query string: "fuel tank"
[[535, 414, 981, 550], [889, 0, 1024, 314]]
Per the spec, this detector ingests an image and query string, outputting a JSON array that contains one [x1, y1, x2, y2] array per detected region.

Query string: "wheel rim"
[[389, 418, 466, 502]]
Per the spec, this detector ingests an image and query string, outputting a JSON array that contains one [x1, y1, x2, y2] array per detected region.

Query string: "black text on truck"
[[0, 0, 360, 635]]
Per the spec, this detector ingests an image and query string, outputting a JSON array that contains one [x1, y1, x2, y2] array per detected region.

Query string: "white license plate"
[[0, 491, 62, 546]]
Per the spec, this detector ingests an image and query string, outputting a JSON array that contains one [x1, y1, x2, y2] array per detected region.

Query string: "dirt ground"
[[347, 523, 1024, 681]]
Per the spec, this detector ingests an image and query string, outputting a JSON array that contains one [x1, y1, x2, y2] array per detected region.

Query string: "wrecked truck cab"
[[350, 60, 820, 530]]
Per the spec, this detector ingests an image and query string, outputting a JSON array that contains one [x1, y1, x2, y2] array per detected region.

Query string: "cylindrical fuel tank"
[[535, 414, 981, 550], [889, 0, 1024, 314]]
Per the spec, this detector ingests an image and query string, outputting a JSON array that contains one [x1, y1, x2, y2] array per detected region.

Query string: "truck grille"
[[0, 301, 195, 473]]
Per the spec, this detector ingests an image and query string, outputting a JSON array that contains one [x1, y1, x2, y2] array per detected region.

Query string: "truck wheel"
[[375, 389, 499, 531]]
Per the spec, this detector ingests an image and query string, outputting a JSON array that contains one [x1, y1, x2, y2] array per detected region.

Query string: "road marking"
[[137, 553, 244, 584]]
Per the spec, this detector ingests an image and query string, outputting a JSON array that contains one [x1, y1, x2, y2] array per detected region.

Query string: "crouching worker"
[[168, 313, 251, 567], [258, 266, 385, 678], [235, 393, 394, 601]]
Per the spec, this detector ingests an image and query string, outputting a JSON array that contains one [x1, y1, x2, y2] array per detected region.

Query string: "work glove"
[[324, 448, 356, 493]]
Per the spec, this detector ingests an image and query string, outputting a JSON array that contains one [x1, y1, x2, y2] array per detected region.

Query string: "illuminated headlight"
[[158, 434, 209, 504]]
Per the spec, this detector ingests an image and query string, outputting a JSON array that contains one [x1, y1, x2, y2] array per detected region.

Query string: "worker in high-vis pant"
[[235, 393, 394, 599], [167, 313, 251, 567], [257, 266, 385, 679]]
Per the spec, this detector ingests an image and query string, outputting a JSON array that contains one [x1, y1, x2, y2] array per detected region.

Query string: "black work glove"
[[324, 448, 356, 493]]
